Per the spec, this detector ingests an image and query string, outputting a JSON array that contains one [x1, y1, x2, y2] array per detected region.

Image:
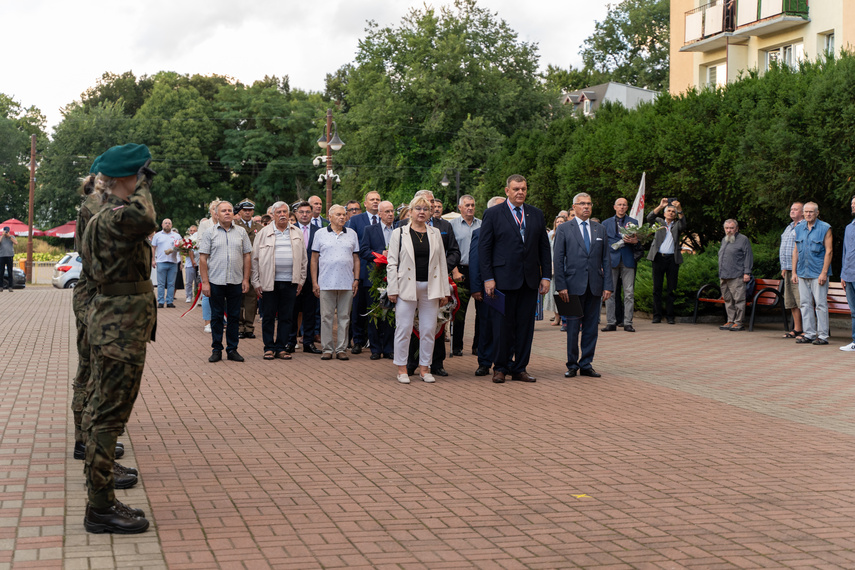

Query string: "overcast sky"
[[0, 1, 609, 132]]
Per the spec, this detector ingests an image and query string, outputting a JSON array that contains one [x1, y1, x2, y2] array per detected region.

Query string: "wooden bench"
[[692, 278, 787, 332], [827, 282, 852, 316]]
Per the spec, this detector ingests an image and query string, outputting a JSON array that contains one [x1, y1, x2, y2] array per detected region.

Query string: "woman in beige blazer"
[[387, 195, 451, 384], [251, 201, 308, 360]]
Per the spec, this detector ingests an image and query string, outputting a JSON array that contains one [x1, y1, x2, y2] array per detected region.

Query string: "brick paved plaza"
[[1, 287, 854, 569]]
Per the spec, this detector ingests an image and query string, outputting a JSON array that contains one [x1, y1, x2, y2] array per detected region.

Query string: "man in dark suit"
[[405, 189, 461, 376], [646, 198, 688, 324], [359, 200, 396, 359], [288, 202, 322, 353], [479, 175, 551, 384], [554, 192, 614, 378], [345, 191, 382, 353], [308, 195, 329, 228]]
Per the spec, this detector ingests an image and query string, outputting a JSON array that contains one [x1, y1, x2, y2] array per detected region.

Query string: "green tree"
[[0, 94, 47, 222], [80, 71, 154, 117], [580, 0, 670, 91], [541, 64, 608, 93]]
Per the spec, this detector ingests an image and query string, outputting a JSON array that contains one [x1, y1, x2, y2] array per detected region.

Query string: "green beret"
[[89, 154, 102, 174], [96, 144, 152, 178]]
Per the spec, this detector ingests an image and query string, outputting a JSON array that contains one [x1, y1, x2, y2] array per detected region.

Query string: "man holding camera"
[[647, 198, 688, 324], [0, 227, 17, 291]]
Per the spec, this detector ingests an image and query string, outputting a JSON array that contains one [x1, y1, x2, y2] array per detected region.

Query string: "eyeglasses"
[[347, 208, 360, 212], [412, 206, 430, 212], [574, 202, 592, 207]]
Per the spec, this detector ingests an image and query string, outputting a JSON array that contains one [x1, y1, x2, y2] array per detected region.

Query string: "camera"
[[667, 198, 678, 205]]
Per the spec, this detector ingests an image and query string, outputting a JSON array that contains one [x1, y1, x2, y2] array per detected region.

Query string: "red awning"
[[0, 218, 45, 236], [44, 221, 77, 239]]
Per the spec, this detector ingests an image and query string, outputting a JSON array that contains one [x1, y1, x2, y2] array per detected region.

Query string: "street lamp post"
[[316, 108, 344, 211], [440, 169, 460, 206]]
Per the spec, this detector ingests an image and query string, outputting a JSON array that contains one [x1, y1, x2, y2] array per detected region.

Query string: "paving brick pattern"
[[2, 288, 854, 568]]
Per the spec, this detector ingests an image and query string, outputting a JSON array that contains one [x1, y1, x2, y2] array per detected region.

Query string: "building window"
[[765, 43, 804, 71], [583, 99, 592, 115], [825, 33, 835, 56], [707, 63, 726, 87]]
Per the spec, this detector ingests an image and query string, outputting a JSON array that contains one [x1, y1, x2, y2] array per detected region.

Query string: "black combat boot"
[[114, 462, 139, 477], [114, 471, 138, 490], [84, 503, 149, 534], [114, 499, 145, 518]]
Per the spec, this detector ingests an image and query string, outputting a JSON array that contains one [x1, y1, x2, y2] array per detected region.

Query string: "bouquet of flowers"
[[611, 222, 664, 251], [176, 234, 198, 256]]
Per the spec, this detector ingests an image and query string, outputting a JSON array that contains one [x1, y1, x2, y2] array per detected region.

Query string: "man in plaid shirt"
[[779, 202, 804, 338]]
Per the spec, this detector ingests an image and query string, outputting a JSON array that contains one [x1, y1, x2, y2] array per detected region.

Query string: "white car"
[[52, 253, 82, 288]]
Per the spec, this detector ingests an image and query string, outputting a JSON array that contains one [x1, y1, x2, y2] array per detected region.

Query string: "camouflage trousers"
[[84, 343, 145, 508], [240, 284, 257, 334], [72, 316, 90, 444]]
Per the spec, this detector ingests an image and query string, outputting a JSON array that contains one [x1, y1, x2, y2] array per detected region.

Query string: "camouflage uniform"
[[80, 178, 157, 509], [72, 193, 105, 446], [236, 218, 263, 335]]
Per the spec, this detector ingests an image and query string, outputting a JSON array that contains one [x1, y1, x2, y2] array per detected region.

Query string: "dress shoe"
[[719, 322, 734, 330], [113, 471, 138, 489], [564, 369, 578, 378], [492, 370, 506, 383], [370, 353, 382, 360], [336, 352, 349, 360], [651, 317, 661, 324], [475, 365, 491, 376], [166, 303, 175, 308], [244, 332, 256, 339], [321, 353, 333, 360], [510, 371, 536, 382], [238, 332, 245, 339], [209, 350, 222, 363], [84, 503, 149, 534], [667, 318, 676, 325], [601, 324, 617, 332], [451, 349, 463, 357], [115, 462, 139, 477], [351, 343, 364, 355], [303, 344, 322, 354], [431, 368, 448, 377], [226, 350, 245, 362], [579, 367, 601, 378], [284, 344, 295, 353], [157, 303, 164, 308], [383, 353, 394, 359], [624, 325, 636, 332]]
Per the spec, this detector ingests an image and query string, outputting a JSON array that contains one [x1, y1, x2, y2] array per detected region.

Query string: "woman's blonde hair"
[[408, 195, 432, 212], [93, 173, 118, 204]]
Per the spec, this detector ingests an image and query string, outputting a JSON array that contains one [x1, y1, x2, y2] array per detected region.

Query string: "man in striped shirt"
[[199, 201, 252, 362]]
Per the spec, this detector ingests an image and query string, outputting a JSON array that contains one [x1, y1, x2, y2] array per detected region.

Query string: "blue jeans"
[[156, 262, 178, 304], [201, 294, 211, 321], [845, 281, 855, 342], [209, 283, 242, 353]]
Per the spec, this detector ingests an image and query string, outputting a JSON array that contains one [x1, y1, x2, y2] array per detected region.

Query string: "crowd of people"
[[70, 142, 855, 536]]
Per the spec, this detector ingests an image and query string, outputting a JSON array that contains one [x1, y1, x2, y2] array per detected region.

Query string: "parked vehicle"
[[2, 266, 26, 289], [52, 253, 82, 289]]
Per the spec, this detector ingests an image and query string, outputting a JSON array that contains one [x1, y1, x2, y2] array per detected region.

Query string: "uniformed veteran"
[[80, 143, 158, 534]]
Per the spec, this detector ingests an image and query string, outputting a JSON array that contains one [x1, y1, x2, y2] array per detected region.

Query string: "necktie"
[[371, 215, 378, 225], [514, 207, 525, 241], [313, 218, 320, 228], [302, 225, 309, 244], [581, 221, 590, 253]]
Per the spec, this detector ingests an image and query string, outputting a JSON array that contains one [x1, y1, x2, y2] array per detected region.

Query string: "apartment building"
[[670, 0, 854, 93]]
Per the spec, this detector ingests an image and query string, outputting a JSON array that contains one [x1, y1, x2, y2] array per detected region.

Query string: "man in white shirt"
[[450, 194, 482, 356], [151, 219, 181, 308]]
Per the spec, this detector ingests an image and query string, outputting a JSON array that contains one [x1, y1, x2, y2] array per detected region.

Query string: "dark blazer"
[[346, 212, 377, 282], [396, 217, 461, 273], [479, 200, 551, 291], [603, 215, 639, 269], [553, 218, 613, 296], [646, 211, 689, 264], [469, 229, 483, 295], [297, 223, 319, 287], [359, 222, 393, 271]]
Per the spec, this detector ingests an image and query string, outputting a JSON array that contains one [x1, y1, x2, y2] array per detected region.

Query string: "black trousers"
[[209, 283, 242, 352], [651, 253, 680, 319], [260, 281, 297, 353], [451, 266, 481, 353], [290, 284, 318, 347], [0, 257, 13, 288], [350, 284, 370, 346], [495, 284, 538, 374]]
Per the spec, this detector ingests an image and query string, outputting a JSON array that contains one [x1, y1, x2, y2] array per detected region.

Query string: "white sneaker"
[[396, 374, 410, 384], [185, 299, 192, 303], [839, 342, 855, 352], [204, 324, 211, 333]]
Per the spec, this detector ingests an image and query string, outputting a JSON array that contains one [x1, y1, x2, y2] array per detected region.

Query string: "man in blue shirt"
[[792, 201, 833, 345], [839, 195, 855, 352]]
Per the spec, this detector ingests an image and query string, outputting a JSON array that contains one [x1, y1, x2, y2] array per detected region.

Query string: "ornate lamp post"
[[315, 109, 344, 211], [440, 169, 460, 206]]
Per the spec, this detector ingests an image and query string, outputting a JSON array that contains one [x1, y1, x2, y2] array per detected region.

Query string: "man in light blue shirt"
[[151, 219, 181, 308], [839, 195, 855, 352], [792, 201, 833, 345], [450, 194, 482, 356]]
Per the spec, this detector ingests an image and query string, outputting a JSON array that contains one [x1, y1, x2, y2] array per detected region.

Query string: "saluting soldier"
[[80, 144, 158, 534], [72, 162, 128, 468], [234, 198, 264, 339]]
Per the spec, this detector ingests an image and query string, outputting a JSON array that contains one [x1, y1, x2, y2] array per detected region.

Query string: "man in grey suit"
[[646, 198, 688, 324], [554, 192, 613, 378]]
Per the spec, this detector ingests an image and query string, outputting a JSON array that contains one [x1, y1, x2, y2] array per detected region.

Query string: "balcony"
[[682, 0, 809, 53]]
